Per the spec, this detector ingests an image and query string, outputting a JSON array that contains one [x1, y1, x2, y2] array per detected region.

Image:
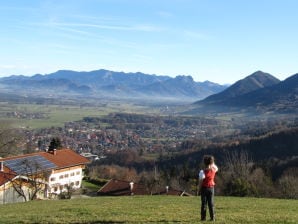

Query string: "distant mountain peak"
[[199, 71, 280, 104], [175, 75, 193, 80], [190, 71, 298, 114], [243, 70, 279, 88]]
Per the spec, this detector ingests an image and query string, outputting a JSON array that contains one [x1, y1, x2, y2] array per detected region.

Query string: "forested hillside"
[[86, 115, 298, 199]]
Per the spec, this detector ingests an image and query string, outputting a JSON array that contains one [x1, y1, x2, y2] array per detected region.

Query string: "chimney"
[[129, 182, 134, 195], [1, 161, 4, 172], [48, 148, 57, 155], [166, 186, 169, 195]]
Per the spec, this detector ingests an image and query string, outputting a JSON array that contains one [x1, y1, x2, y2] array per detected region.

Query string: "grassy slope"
[[0, 196, 297, 223]]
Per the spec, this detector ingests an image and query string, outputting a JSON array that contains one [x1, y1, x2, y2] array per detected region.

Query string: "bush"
[[58, 191, 71, 200], [224, 178, 257, 197], [277, 168, 298, 199]]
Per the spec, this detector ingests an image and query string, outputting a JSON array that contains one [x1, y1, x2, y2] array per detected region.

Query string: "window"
[[75, 181, 80, 186], [59, 175, 64, 179], [70, 172, 75, 176], [64, 174, 69, 178], [50, 177, 56, 182], [76, 171, 81, 175]]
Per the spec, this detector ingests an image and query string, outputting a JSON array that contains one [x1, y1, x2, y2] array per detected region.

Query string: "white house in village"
[[0, 149, 89, 204]]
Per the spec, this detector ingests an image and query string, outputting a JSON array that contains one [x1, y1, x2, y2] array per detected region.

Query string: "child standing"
[[198, 155, 218, 221]]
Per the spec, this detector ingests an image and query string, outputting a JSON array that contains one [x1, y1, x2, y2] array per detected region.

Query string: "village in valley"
[[1, 112, 211, 204], [1, 106, 297, 205], [21, 112, 225, 157]]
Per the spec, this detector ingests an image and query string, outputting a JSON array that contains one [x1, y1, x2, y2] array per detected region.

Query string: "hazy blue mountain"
[[0, 69, 226, 101], [137, 75, 226, 98]]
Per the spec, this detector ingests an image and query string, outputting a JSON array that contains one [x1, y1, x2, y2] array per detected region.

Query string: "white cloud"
[[40, 21, 162, 33]]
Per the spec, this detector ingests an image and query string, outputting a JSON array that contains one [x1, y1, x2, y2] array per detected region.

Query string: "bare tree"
[[8, 159, 49, 202], [0, 121, 23, 157], [224, 150, 253, 180], [139, 170, 160, 195], [277, 168, 298, 199], [222, 150, 255, 196]]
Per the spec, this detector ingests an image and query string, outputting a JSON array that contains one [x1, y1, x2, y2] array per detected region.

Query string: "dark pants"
[[201, 187, 215, 221]]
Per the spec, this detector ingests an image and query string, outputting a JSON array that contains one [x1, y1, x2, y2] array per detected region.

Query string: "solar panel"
[[4, 155, 57, 175]]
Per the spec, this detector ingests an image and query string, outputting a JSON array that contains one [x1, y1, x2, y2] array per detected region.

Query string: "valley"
[[0, 69, 297, 199]]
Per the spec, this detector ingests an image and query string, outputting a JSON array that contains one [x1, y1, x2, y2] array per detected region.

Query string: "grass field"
[[0, 102, 153, 129], [0, 196, 297, 223]]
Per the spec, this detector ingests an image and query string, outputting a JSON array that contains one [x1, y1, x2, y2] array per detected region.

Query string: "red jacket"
[[202, 168, 217, 188]]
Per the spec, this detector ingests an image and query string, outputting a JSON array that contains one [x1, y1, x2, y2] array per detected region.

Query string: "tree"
[[0, 121, 23, 157], [9, 159, 49, 202], [139, 171, 159, 195], [277, 168, 298, 199], [222, 150, 275, 197], [48, 137, 62, 151], [222, 150, 256, 196]]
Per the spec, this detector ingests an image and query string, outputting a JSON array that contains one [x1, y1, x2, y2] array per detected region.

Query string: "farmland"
[[0, 102, 155, 129]]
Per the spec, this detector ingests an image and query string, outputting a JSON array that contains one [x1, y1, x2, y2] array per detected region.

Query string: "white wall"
[[0, 183, 26, 204], [48, 167, 83, 195]]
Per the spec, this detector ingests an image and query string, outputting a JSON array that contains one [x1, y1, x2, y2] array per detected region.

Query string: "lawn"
[[0, 196, 297, 223]]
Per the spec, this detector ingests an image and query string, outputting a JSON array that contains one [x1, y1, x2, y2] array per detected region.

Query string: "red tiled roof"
[[98, 179, 148, 196], [40, 149, 89, 169], [0, 149, 89, 171], [98, 179, 192, 196], [0, 166, 16, 186]]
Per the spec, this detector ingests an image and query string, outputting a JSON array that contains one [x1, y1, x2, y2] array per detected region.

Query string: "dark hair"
[[203, 155, 214, 167]]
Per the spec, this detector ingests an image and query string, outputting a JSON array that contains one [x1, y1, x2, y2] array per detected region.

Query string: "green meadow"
[[0, 102, 152, 129], [0, 196, 297, 223]]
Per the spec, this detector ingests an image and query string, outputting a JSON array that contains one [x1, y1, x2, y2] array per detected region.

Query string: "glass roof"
[[4, 155, 57, 175]]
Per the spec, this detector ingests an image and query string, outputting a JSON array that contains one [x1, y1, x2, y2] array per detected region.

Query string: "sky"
[[1, 0, 298, 84]]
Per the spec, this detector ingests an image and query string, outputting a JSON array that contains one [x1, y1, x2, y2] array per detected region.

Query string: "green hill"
[[0, 196, 297, 223]]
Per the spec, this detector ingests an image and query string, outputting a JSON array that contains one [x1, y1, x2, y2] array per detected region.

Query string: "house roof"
[[0, 149, 89, 176], [98, 179, 192, 196], [2, 154, 57, 175], [40, 149, 89, 169], [98, 179, 148, 196], [0, 166, 16, 186]]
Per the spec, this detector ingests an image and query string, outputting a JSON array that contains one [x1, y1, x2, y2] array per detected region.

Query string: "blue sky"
[[1, 0, 298, 84]]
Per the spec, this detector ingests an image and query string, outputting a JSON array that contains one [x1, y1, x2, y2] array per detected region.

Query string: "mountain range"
[[0, 69, 226, 101], [0, 69, 297, 114]]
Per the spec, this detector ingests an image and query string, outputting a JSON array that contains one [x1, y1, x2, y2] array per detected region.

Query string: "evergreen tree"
[[48, 137, 62, 151]]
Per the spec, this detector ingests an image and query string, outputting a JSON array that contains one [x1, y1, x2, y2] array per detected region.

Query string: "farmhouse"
[[0, 148, 89, 204]]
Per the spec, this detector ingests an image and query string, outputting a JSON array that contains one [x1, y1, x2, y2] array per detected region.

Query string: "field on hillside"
[[0, 196, 297, 223], [0, 102, 154, 129]]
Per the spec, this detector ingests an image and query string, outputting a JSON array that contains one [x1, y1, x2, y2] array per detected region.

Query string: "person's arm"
[[198, 178, 203, 195], [198, 170, 205, 195], [211, 163, 218, 172]]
